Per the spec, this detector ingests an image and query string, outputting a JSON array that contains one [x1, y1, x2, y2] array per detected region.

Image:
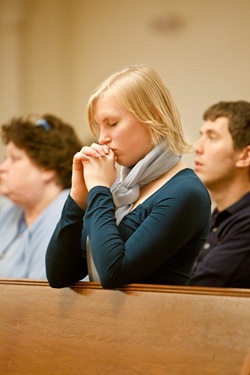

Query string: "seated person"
[[45, 64, 211, 289], [189, 100, 250, 288], [0, 114, 82, 279]]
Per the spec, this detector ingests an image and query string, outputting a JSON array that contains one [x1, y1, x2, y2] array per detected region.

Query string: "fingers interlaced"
[[80, 144, 110, 157]]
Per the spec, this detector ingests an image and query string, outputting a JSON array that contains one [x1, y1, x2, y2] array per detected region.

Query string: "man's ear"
[[236, 145, 250, 168]]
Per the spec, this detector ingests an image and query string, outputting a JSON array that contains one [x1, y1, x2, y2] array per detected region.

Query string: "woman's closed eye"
[[109, 122, 117, 127]]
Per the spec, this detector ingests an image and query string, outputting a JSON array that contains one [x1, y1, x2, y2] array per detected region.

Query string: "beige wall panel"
[[0, 0, 250, 167]]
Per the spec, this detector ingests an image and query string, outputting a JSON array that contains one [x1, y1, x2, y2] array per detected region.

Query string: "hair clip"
[[35, 119, 50, 131]]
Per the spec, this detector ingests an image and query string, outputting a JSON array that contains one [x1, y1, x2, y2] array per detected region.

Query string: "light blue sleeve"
[[26, 190, 69, 279]]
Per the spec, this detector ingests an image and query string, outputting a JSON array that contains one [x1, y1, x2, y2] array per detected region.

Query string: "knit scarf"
[[87, 140, 181, 281]]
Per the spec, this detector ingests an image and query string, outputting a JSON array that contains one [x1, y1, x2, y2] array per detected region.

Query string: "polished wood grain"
[[1, 279, 250, 375]]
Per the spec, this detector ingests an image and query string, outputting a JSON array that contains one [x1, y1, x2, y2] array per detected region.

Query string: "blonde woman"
[[46, 65, 211, 289]]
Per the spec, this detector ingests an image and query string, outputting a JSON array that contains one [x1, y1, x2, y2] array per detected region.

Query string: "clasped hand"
[[70, 143, 117, 209]]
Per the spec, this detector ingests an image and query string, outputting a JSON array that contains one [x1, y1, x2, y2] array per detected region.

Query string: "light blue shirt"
[[0, 190, 69, 279], [0, 195, 10, 209]]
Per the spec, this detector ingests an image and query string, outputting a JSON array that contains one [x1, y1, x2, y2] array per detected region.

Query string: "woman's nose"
[[98, 130, 111, 145], [0, 162, 5, 172], [0, 157, 10, 171]]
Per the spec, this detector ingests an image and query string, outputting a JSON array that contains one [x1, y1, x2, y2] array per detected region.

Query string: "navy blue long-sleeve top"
[[46, 169, 211, 289], [188, 192, 250, 288]]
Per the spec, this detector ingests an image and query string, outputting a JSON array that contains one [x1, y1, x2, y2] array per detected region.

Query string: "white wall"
[[0, 0, 250, 165]]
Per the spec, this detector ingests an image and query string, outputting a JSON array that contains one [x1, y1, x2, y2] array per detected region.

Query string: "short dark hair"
[[203, 100, 250, 150], [1, 114, 82, 188]]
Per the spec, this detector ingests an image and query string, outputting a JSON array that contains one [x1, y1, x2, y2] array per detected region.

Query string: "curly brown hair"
[[1, 114, 82, 188]]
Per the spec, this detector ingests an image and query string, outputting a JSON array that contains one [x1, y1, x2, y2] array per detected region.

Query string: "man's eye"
[[206, 132, 217, 140], [109, 123, 117, 127]]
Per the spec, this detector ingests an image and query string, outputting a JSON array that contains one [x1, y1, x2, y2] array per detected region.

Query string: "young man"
[[189, 100, 250, 288]]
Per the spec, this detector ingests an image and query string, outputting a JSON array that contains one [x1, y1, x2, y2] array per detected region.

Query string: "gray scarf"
[[87, 140, 181, 281]]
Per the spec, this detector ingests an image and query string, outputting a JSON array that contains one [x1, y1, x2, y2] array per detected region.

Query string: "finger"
[[90, 143, 110, 156], [80, 146, 101, 158], [74, 151, 90, 161]]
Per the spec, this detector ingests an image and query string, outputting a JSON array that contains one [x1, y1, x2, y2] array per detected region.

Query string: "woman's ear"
[[236, 145, 250, 168], [41, 169, 57, 183]]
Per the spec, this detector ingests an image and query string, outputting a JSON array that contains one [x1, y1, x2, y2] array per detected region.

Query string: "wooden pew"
[[0, 279, 250, 375]]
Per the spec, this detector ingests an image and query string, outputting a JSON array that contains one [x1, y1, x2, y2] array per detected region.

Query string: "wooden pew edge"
[[240, 349, 250, 375], [1, 278, 250, 298]]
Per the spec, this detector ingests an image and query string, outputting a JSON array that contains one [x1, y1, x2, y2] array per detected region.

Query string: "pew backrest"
[[1, 279, 250, 375]]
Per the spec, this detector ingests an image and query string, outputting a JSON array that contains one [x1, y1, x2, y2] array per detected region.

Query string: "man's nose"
[[195, 138, 203, 154]]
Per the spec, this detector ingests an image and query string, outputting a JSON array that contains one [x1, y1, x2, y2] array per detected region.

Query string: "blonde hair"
[[87, 65, 191, 154]]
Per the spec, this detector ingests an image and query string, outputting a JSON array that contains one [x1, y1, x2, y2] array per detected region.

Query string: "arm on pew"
[[1, 279, 250, 375]]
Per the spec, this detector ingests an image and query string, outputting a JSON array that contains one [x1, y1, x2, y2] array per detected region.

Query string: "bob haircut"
[[87, 65, 191, 155]]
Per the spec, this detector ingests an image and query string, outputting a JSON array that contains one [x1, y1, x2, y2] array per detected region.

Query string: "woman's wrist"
[[70, 190, 87, 210]]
